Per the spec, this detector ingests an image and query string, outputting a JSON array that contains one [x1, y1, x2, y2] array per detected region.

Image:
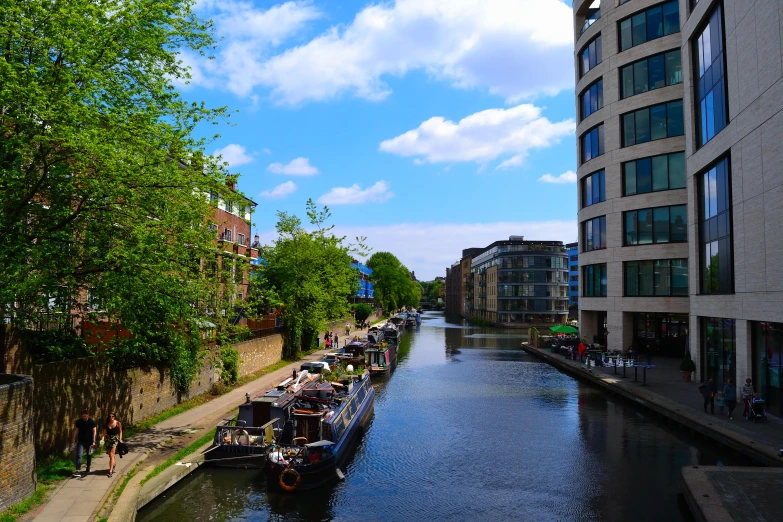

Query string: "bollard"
[[623, 362, 627, 378], [642, 366, 648, 386], [633, 365, 638, 382], [614, 359, 617, 374]]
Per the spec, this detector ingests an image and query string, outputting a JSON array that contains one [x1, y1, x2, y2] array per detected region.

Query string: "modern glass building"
[[469, 237, 569, 326], [574, 0, 783, 404]]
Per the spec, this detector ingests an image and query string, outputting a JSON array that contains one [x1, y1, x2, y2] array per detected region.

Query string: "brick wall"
[[234, 335, 284, 378], [26, 333, 284, 457], [0, 375, 36, 511]]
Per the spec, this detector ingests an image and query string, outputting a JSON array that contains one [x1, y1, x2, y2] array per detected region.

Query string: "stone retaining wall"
[[0, 374, 36, 511]]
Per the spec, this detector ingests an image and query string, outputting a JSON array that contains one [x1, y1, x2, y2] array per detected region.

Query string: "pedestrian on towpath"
[[71, 409, 97, 477], [345, 323, 351, 337], [101, 412, 123, 478], [723, 378, 737, 420], [577, 341, 586, 363], [741, 378, 754, 419]]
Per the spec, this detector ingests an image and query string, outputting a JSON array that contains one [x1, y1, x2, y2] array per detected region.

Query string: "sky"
[[181, 0, 579, 280]]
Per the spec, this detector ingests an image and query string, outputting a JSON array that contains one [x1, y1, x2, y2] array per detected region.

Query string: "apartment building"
[[574, 0, 783, 416]]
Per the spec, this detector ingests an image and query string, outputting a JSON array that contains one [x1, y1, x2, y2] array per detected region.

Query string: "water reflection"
[[139, 312, 743, 522]]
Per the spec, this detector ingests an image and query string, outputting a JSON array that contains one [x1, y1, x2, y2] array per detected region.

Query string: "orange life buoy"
[[279, 467, 301, 492]]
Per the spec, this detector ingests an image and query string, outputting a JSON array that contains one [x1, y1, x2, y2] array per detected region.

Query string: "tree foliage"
[[352, 303, 373, 323], [256, 200, 362, 358], [367, 252, 421, 313], [0, 0, 240, 390]]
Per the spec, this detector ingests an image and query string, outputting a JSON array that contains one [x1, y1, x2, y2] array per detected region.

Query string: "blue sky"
[[182, 0, 578, 280]]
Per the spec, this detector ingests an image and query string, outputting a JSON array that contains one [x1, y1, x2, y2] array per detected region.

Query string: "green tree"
[[257, 200, 363, 358], [352, 303, 373, 323], [0, 0, 238, 390], [367, 252, 421, 313]]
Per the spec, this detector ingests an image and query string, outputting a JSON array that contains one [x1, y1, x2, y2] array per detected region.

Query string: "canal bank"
[[520, 344, 783, 467]]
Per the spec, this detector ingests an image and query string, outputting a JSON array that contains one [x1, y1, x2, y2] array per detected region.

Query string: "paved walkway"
[[29, 323, 380, 522], [525, 345, 783, 465], [681, 466, 783, 521]]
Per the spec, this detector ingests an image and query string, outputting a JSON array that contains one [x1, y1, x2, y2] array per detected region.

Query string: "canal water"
[[138, 312, 740, 522]]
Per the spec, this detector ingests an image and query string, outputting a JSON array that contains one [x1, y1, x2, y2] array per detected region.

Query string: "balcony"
[[581, 2, 600, 34]]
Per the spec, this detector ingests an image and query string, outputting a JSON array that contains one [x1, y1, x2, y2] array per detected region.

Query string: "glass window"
[[581, 79, 604, 120], [702, 317, 736, 387], [622, 100, 683, 147], [637, 157, 652, 193], [581, 124, 604, 163], [625, 259, 688, 297], [619, 1, 679, 52], [668, 152, 686, 189], [694, 4, 727, 147], [624, 205, 687, 245], [652, 155, 669, 191], [582, 170, 605, 208], [583, 216, 607, 252], [700, 157, 733, 294], [621, 49, 682, 99], [624, 162, 637, 195], [581, 35, 602, 77], [583, 264, 607, 297]]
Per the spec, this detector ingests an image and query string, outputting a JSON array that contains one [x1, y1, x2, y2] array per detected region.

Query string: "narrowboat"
[[265, 370, 375, 491], [206, 372, 319, 468], [380, 323, 399, 344], [365, 340, 397, 376]]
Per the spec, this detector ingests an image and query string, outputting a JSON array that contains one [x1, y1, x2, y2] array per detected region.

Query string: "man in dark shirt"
[[71, 409, 97, 476]]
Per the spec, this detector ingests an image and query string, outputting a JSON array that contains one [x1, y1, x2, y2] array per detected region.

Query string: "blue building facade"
[[566, 242, 579, 308], [350, 261, 374, 301]]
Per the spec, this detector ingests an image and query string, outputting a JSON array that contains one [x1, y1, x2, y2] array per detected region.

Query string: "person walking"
[[700, 378, 717, 415], [101, 412, 123, 478], [723, 378, 737, 420], [741, 378, 754, 419], [334, 334, 339, 348], [577, 341, 586, 363], [345, 323, 351, 337], [71, 409, 97, 477]]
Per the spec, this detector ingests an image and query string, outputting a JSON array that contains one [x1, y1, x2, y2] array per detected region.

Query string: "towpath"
[[27, 323, 380, 522]]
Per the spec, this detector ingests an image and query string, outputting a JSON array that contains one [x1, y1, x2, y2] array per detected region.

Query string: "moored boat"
[[265, 370, 375, 491], [365, 339, 397, 376], [206, 372, 319, 468]]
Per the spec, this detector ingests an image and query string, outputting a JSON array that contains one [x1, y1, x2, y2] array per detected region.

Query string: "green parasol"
[[550, 324, 578, 334]]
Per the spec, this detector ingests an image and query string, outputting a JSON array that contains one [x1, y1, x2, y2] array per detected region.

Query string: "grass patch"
[[0, 484, 53, 522], [123, 394, 215, 439], [139, 430, 214, 487], [36, 455, 75, 484]]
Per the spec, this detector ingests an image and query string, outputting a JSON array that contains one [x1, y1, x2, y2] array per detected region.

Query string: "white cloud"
[[318, 181, 393, 205], [379, 104, 574, 165], [255, 220, 577, 280], [538, 171, 577, 184], [259, 181, 298, 200], [190, 0, 574, 104], [267, 157, 319, 176], [186, 1, 322, 96], [212, 144, 255, 166]]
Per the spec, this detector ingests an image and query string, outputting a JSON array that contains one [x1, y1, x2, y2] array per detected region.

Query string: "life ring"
[[232, 429, 250, 445], [279, 467, 301, 491]]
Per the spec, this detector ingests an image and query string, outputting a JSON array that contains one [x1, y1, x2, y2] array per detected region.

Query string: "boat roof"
[[306, 440, 336, 448]]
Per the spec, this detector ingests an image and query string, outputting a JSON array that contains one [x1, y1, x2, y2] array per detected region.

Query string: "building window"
[[751, 321, 783, 418], [623, 152, 685, 196], [700, 157, 733, 294], [620, 49, 682, 99], [702, 317, 736, 385], [624, 205, 686, 245], [581, 79, 604, 119], [580, 35, 602, 77], [580, 124, 605, 163], [622, 100, 684, 147], [694, 3, 727, 147], [582, 170, 605, 208], [238, 233, 245, 245], [223, 228, 232, 242], [619, 1, 679, 52], [570, 255, 579, 262], [625, 259, 688, 296], [583, 216, 607, 251], [583, 264, 607, 297]]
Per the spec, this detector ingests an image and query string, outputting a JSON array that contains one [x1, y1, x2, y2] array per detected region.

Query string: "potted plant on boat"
[[680, 350, 696, 382]]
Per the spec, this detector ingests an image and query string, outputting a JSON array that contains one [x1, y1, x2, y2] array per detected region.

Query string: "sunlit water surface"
[[138, 312, 741, 522]]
